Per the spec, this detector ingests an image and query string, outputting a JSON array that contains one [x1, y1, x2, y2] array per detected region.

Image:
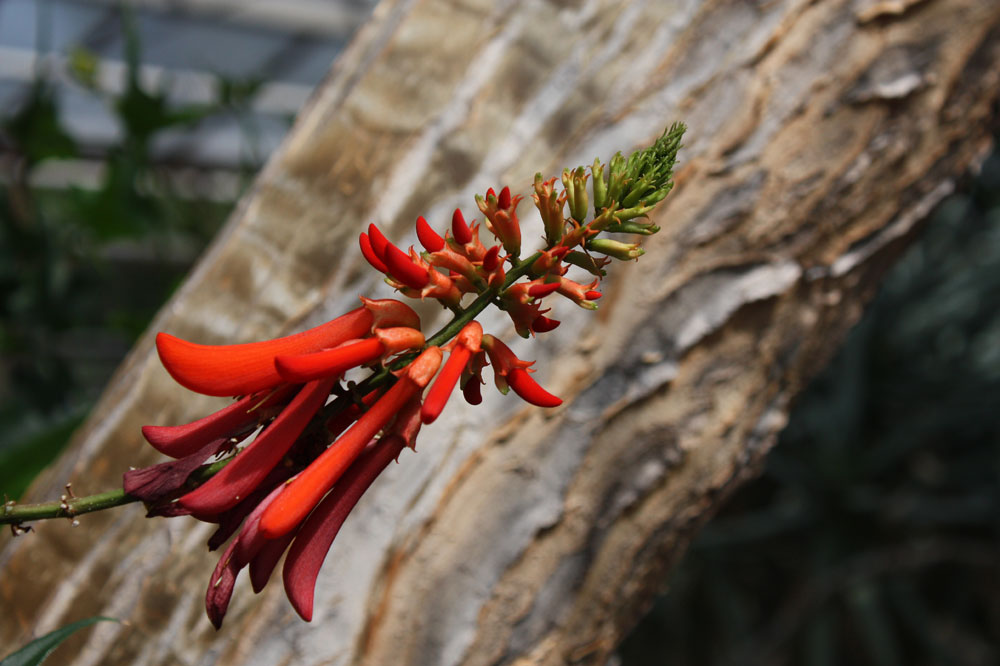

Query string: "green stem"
[[1, 455, 234, 527], [2, 488, 136, 526]]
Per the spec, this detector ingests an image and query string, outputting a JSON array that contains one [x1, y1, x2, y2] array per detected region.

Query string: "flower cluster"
[[130, 123, 685, 627]]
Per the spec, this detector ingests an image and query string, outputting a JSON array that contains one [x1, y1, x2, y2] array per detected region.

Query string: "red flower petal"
[[178, 377, 335, 515], [155, 308, 373, 397], [462, 376, 483, 405], [206, 533, 241, 629], [359, 232, 389, 273], [123, 437, 227, 503], [282, 434, 406, 621], [249, 531, 296, 593], [507, 368, 562, 407], [141, 386, 296, 458], [415, 215, 445, 252], [275, 338, 384, 384], [482, 245, 501, 272], [498, 185, 511, 210], [367, 223, 390, 260], [527, 281, 561, 298], [384, 243, 430, 290], [531, 315, 561, 333], [452, 208, 472, 245], [232, 483, 288, 569]]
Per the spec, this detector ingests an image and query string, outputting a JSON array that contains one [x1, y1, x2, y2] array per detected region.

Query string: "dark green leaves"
[[0, 617, 119, 666]]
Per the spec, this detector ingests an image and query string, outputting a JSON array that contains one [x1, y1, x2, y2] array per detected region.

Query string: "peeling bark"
[[2, 0, 999, 664]]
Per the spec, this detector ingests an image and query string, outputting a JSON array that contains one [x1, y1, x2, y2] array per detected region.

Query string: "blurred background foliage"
[[619, 148, 1000, 663], [1, 4, 997, 664], [0, 8, 268, 498]]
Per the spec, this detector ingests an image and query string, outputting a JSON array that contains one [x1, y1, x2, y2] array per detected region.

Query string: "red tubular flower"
[[415, 215, 445, 252], [282, 433, 407, 621], [477, 188, 522, 257], [274, 327, 424, 384], [141, 385, 296, 458], [421, 321, 482, 424], [178, 377, 336, 515], [258, 347, 442, 540], [481, 334, 562, 407], [500, 282, 552, 338], [557, 277, 602, 310], [532, 174, 567, 245], [155, 307, 373, 397], [530, 245, 570, 275]]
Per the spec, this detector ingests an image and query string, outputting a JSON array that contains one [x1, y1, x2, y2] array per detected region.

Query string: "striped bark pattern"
[[2, 0, 998, 664]]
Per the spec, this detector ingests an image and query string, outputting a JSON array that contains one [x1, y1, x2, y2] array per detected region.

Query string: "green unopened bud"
[[591, 158, 607, 212], [605, 221, 660, 235], [607, 151, 628, 204], [587, 238, 645, 261], [561, 167, 574, 204], [621, 176, 653, 209], [587, 205, 617, 233], [569, 167, 589, 223], [614, 205, 655, 222]]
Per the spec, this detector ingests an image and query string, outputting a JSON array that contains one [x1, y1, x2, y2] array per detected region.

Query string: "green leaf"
[[0, 617, 119, 666]]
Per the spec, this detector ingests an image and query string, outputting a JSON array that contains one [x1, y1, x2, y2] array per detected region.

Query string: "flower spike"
[[126, 124, 686, 628]]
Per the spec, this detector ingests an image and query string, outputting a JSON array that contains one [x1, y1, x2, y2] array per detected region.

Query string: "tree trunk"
[[2, 0, 998, 664]]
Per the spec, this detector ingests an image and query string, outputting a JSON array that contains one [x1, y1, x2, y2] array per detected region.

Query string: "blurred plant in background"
[[0, 10, 271, 498], [620, 144, 1000, 665]]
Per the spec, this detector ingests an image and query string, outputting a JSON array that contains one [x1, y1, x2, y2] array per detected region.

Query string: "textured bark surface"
[[2, 0, 999, 664]]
